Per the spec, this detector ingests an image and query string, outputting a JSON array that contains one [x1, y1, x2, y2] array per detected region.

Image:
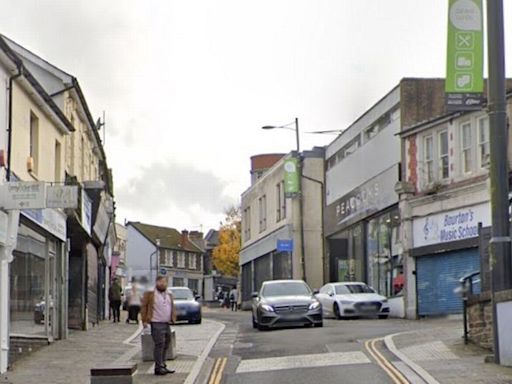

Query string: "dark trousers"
[[111, 300, 121, 322], [127, 305, 140, 322], [151, 322, 171, 371], [230, 301, 237, 311]]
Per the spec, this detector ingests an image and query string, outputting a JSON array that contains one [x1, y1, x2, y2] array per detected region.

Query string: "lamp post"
[[262, 118, 307, 282]]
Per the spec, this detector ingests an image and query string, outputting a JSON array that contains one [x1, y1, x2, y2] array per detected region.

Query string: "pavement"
[[1, 308, 224, 384], [384, 318, 512, 384]]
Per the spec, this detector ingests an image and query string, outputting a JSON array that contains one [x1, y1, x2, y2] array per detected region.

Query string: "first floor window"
[[461, 122, 473, 173], [424, 135, 434, 183], [478, 117, 490, 168], [439, 130, 449, 179]]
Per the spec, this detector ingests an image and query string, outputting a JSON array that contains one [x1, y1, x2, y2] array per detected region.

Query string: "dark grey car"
[[252, 280, 323, 330]]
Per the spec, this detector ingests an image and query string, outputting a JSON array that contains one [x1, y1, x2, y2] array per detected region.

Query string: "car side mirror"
[[313, 289, 320, 295], [328, 291, 334, 297], [251, 292, 259, 299], [195, 295, 201, 300]]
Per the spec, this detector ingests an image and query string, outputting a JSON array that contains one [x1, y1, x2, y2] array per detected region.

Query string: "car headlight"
[[339, 300, 353, 305], [309, 301, 321, 310], [382, 299, 388, 303], [260, 304, 274, 312]]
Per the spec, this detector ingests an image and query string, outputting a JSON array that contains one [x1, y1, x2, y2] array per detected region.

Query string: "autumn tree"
[[212, 206, 241, 277]]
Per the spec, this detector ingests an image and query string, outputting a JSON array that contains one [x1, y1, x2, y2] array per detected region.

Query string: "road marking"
[[208, 357, 227, 384], [364, 338, 409, 384], [236, 351, 370, 374]]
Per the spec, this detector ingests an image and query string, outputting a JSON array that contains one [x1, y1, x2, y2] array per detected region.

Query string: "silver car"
[[316, 282, 390, 319]]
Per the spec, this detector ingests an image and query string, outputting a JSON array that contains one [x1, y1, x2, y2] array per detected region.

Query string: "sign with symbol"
[[277, 239, 294, 252], [46, 185, 78, 208], [445, 0, 484, 110], [283, 157, 300, 198], [159, 268, 168, 276], [0, 182, 46, 210]]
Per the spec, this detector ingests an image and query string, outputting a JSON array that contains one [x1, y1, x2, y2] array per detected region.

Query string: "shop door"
[[417, 248, 479, 316]]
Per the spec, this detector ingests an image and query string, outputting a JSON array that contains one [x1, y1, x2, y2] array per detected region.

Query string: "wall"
[[467, 293, 493, 350], [10, 82, 66, 182], [125, 225, 156, 282]]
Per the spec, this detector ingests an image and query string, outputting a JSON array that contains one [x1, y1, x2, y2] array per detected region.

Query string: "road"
[[202, 309, 428, 384]]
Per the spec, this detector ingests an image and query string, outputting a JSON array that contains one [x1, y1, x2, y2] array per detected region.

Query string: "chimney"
[[189, 231, 205, 251], [180, 230, 190, 248]]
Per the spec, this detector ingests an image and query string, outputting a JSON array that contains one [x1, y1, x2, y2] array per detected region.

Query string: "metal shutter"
[[417, 248, 479, 316]]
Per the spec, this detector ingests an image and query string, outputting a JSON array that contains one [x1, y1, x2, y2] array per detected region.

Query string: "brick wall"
[[467, 292, 493, 350], [9, 337, 49, 367], [407, 135, 418, 187]]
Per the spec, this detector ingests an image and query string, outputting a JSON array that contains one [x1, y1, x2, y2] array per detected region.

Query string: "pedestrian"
[[109, 278, 122, 323], [216, 286, 224, 307], [126, 283, 142, 324], [229, 285, 238, 311], [141, 276, 177, 376]]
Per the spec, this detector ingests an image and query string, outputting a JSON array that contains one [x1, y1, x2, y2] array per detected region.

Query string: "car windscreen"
[[341, 284, 375, 294], [262, 282, 311, 297], [170, 289, 194, 300]]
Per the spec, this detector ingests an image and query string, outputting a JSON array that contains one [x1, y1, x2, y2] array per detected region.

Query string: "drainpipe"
[[7, 67, 22, 181]]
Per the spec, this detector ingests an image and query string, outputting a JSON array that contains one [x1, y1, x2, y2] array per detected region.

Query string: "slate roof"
[[129, 222, 203, 253]]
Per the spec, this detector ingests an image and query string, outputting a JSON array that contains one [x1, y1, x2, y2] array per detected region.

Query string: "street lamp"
[[262, 118, 307, 282]]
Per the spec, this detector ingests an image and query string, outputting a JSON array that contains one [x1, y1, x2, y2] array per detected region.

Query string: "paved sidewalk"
[[388, 319, 512, 384], [2, 313, 224, 384]]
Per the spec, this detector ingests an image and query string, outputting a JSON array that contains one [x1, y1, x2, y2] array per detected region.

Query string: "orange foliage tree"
[[212, 206, 241, 277]]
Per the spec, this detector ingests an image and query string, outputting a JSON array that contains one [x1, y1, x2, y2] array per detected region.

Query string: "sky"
[[1, 0, 511, 232]]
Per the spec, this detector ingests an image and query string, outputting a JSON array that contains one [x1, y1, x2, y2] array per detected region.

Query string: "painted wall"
[[125, 225, 156, 282]]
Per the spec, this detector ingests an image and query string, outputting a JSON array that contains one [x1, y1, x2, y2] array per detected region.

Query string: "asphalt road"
[[204, 309, 426, 384]]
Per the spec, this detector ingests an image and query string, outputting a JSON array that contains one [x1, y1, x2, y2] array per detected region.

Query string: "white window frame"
[[177, 252, 186, 268], [438, 130, 449, 180], [477, 116, 490, 169], [461, 121, 473, 174], [189, 254, 197, 269], [423, 135, 434, 184]]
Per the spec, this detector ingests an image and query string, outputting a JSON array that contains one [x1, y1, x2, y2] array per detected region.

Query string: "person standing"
[[141, 276, 177, 376], [229, 285, 238, 311], [126, 283, 142, 324], [109, 278, 122, 323]]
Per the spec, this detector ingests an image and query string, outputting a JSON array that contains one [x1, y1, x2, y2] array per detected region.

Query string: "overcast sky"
[[1, 1, 511, 232]]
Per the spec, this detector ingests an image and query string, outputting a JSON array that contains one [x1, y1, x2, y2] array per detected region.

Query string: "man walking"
[[141, 276, 177, 376], [109, 278, 122, 323], [229, 285, 238, 311]]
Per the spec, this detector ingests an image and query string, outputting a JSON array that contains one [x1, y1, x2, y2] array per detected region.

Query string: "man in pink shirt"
[[141, 276, 177, 375]]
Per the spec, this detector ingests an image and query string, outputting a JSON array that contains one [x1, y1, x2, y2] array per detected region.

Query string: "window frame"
[[438, 129, 449, 180], [461, 121, 473, 174], [423, 134, 434, 184], [477, 116, 490, 169]]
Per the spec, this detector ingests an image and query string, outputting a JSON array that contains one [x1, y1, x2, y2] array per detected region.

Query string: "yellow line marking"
[[213, 357, 228, 384], [208, 358, 222, 384], [365, 338, 409, 384]]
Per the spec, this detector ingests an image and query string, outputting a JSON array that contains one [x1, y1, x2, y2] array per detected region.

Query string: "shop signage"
[[283, 157, 300, 198], [22, 208, 67, 242], [445, 0, 484, 111], [81, 190, 92, 236], [46, 185, 78, 209], [277, 239, 294, 252], [93, 200, 111, 241], [413, 203, 490, 248], [325, 166, 399, 234], [0, 182, 46, 210]]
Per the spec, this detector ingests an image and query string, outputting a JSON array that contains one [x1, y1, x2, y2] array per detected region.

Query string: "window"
[[461, 122, 472, 173], [188, 279, 199, 293], [164, 250, 173, 266], [29, 112, 39, 173], [424, 135, 434, 183], [276, 181, 286, 222], [54, 141, 62, 182], [243, 207, 251, 241], [478, 117, 490, 168], [177, 252, 185, 268], [438, 130, 449, 179], [173, 277, 184, 287], [189, 254, 197, 269], [258, 195, 267, 232]]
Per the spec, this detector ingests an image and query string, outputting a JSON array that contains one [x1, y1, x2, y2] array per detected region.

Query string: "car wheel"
[[378, 315, 389, 320], [316, 322, 323, 328], [252, 316, 257, 329], [333, 303, 342, 320]]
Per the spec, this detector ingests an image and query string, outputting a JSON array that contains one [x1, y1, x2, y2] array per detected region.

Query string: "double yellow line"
[[364, 338, 409, 384], [208, 357, 228, 384]]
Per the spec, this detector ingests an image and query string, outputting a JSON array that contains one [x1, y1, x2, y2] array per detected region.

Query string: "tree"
[[212, 206, 241, 277]]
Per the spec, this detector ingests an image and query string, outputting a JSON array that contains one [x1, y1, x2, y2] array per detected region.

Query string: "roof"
[[128, 222, 203, 253]]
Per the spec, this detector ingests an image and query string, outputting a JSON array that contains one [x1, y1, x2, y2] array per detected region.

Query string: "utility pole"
[[486, 0, 511, 365]]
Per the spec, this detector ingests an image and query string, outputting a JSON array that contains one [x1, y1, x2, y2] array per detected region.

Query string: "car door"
[[317, 285, 333, 315]]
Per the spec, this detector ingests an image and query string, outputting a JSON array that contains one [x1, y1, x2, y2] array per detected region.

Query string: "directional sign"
[[0, 182, 46, 210], [46, 185, 78, 209]]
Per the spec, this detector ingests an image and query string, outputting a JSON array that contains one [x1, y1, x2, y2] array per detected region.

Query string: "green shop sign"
[[283, 157, 300, 198], [445, 0, 484, 110]]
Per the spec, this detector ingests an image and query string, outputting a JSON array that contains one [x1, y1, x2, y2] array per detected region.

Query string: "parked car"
[[168, 287, 202, 324], [316, 282, 390, 319], [252, 280, 323, 330]]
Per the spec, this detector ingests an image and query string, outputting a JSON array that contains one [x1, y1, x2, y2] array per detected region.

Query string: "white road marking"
[[236, 351, 371, 374]]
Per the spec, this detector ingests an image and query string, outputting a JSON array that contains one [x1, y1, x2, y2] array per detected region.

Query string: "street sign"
[[277, 239, 294, 252], [0, 182, 46, 210], [159, 268, 168, 276], [284, 157, 300, 198], [445, 0, 484, 111], [46, 185, 78, 209]]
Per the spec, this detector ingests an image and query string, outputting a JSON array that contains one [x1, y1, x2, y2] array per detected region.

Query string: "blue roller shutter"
[[417, 248, 479, 316]]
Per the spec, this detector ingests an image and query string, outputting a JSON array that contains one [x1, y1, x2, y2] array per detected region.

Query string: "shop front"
[[325, 166, 401, 295], [9, 208, 67, 364], [412, 203, 490, 316]]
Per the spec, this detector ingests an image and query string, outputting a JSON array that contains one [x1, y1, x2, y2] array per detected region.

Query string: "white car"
[[315, 282, 390, 319]]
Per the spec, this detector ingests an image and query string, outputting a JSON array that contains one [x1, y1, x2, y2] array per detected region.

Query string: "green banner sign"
[[446, 0, 484, 94], [283, 157, 300, 197]]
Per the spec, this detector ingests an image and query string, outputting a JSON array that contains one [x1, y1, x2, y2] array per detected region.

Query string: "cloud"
[[115, 161, 236, 220]]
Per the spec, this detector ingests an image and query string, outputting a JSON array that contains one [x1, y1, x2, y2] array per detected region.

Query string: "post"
[[486, 0, 511, 365], [295, 118, 306, 282]]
